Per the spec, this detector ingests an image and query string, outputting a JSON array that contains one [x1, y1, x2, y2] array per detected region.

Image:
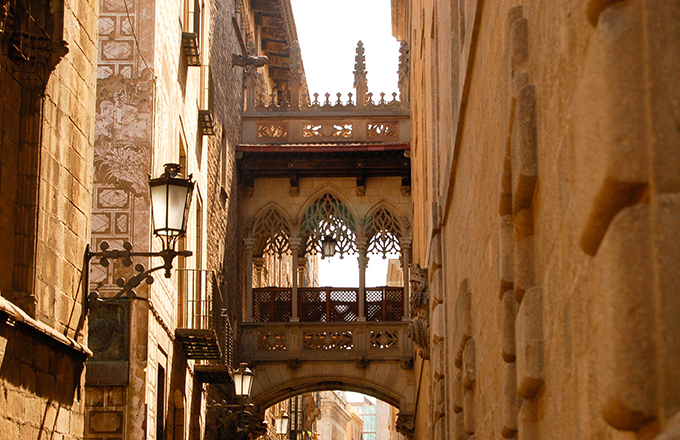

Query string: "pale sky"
[[290, 1, 402, 287], [290, 0, 401, 102]]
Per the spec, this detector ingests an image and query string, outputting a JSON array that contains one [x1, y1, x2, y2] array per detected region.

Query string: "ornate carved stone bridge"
[[231, 41, 417, 436]]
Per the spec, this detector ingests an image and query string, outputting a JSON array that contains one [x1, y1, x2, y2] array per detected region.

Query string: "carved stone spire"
[[353, 40, 368, 107], [398, 40, 410, 108], [289, 40, 303, 108]]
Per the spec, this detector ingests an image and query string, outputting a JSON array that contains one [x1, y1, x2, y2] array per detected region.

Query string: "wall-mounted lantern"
[[275, 412, 290, 437], [85, 163, 194, 310]]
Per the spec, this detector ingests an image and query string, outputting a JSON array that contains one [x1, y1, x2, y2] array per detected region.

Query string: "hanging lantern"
[[321, 236, 337, 259]]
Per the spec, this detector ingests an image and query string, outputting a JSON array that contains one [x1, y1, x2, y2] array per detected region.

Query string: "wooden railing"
[[252, 287, 404, 323]]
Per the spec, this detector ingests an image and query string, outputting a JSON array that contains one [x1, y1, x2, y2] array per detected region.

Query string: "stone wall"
[[0, 0, 98, 437], [400, 0, 680, 439], [202, 0, 248, 435]]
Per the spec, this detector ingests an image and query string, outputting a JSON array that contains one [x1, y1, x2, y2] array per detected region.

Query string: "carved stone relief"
[[409, 264, 429, 359]]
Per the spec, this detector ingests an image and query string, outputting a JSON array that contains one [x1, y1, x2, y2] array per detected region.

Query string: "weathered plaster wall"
[[403, 0, 680, 439]]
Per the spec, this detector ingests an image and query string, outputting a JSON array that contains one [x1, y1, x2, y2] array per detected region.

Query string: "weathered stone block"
[[575, 1, 648, 257], [431, 340, 446, 382], [463, 338, 475, 390], [512, 85, 538, 213], [518, 399, 539, 440], [431, 303, 446, 346], [513, 227, 534, 303], [453, 370, 464, 413], [454, 410, 468, 440], [510, 17, 528, 71], [593, 203, 657, 430], [433, 376, 446, 421], [502, 290, 518, 362], [502, 362, 519, 438], [464, 389, 475, 435], [657, 194, 680, 415], [516, 286, 544, 399], [454, 282, 472, 365], [499, 215, 514, 295]]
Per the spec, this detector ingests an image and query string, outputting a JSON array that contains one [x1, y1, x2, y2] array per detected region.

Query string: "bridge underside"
[[249, 358, 415, 417], [241, 321, 415, 414]]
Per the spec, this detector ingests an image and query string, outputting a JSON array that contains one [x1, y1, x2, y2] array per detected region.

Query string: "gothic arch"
[[296, 188, 360, 258], [249, 203, 294, 256], [363, 202, 410, 258]]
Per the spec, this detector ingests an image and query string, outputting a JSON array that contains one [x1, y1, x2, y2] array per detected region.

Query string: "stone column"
[[401, 237, 412, 320], [399, 237, 413, 321], [290, 238, 301, 322], [253, 257, 265, 288], [244, 238, 255, 322], [357, 238, 368, 321]]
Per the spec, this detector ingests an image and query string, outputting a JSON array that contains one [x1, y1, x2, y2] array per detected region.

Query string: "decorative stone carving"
[[396, 413, 415, 439], [399, 357, 414, 369], [354, 40, 368, 106], [287, 357, 302, 370], [354, 355, 370, 369], [398, 40, 410, 107], [409, 264, 429, 359]]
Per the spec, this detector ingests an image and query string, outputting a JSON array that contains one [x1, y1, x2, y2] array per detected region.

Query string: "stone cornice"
[[0, 295, 92, 361]]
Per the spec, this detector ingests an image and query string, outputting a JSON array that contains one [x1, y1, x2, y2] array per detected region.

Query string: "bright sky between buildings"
[[290, 0, 402, 287], [290, 0, 401, 101]]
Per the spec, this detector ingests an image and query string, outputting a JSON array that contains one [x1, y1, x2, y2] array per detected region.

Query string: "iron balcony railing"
[[252, 286, 404, 323]]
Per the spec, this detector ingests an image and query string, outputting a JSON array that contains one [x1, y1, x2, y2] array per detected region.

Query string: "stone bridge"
[[230, 39, 416, 437], [240, 316, 416, 427]]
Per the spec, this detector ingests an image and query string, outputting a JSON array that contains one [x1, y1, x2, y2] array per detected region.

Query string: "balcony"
[[181, 32, 201, 66], [253, 286, 404, 323], [175, 275, 222, 360]]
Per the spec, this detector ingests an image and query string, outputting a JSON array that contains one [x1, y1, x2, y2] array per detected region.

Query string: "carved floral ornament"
[[247, 195, 411, 260]]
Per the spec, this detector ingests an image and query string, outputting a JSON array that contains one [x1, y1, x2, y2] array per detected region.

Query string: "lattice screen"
[[252, 207, 291, 256], [366, 206, 403, 257], [366, 287, 404, 321], [299, 288, 359, 322], [301, 193, 357, 258], [328, 289, 358, 322], [253, 288, 292, 323]]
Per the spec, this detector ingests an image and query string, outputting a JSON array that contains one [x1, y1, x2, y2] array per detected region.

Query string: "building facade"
[[0, 0, 98, 438], [85, 0, 302, 439], [393, 0, 680, 439]]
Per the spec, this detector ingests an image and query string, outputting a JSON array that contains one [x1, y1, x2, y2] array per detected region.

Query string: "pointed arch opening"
[[300, 192, 358, 259]]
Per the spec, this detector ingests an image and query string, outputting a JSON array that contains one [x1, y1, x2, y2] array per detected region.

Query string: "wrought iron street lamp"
[[233, 363, 254, 398], [85, 163, 194, 311]]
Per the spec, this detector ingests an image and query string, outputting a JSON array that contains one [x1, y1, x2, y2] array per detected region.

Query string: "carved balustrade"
[[242, 108, 410, 145], [240, 320, 412, 363], [252, 286, 404, 323]]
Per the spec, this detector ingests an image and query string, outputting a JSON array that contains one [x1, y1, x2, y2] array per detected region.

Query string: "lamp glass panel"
[[167, 183, 189, 232], [150, 184, 169, 234], [275, 414, 289, 434], [241, 370, 253, 397], [234, 371, 244, 396]]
